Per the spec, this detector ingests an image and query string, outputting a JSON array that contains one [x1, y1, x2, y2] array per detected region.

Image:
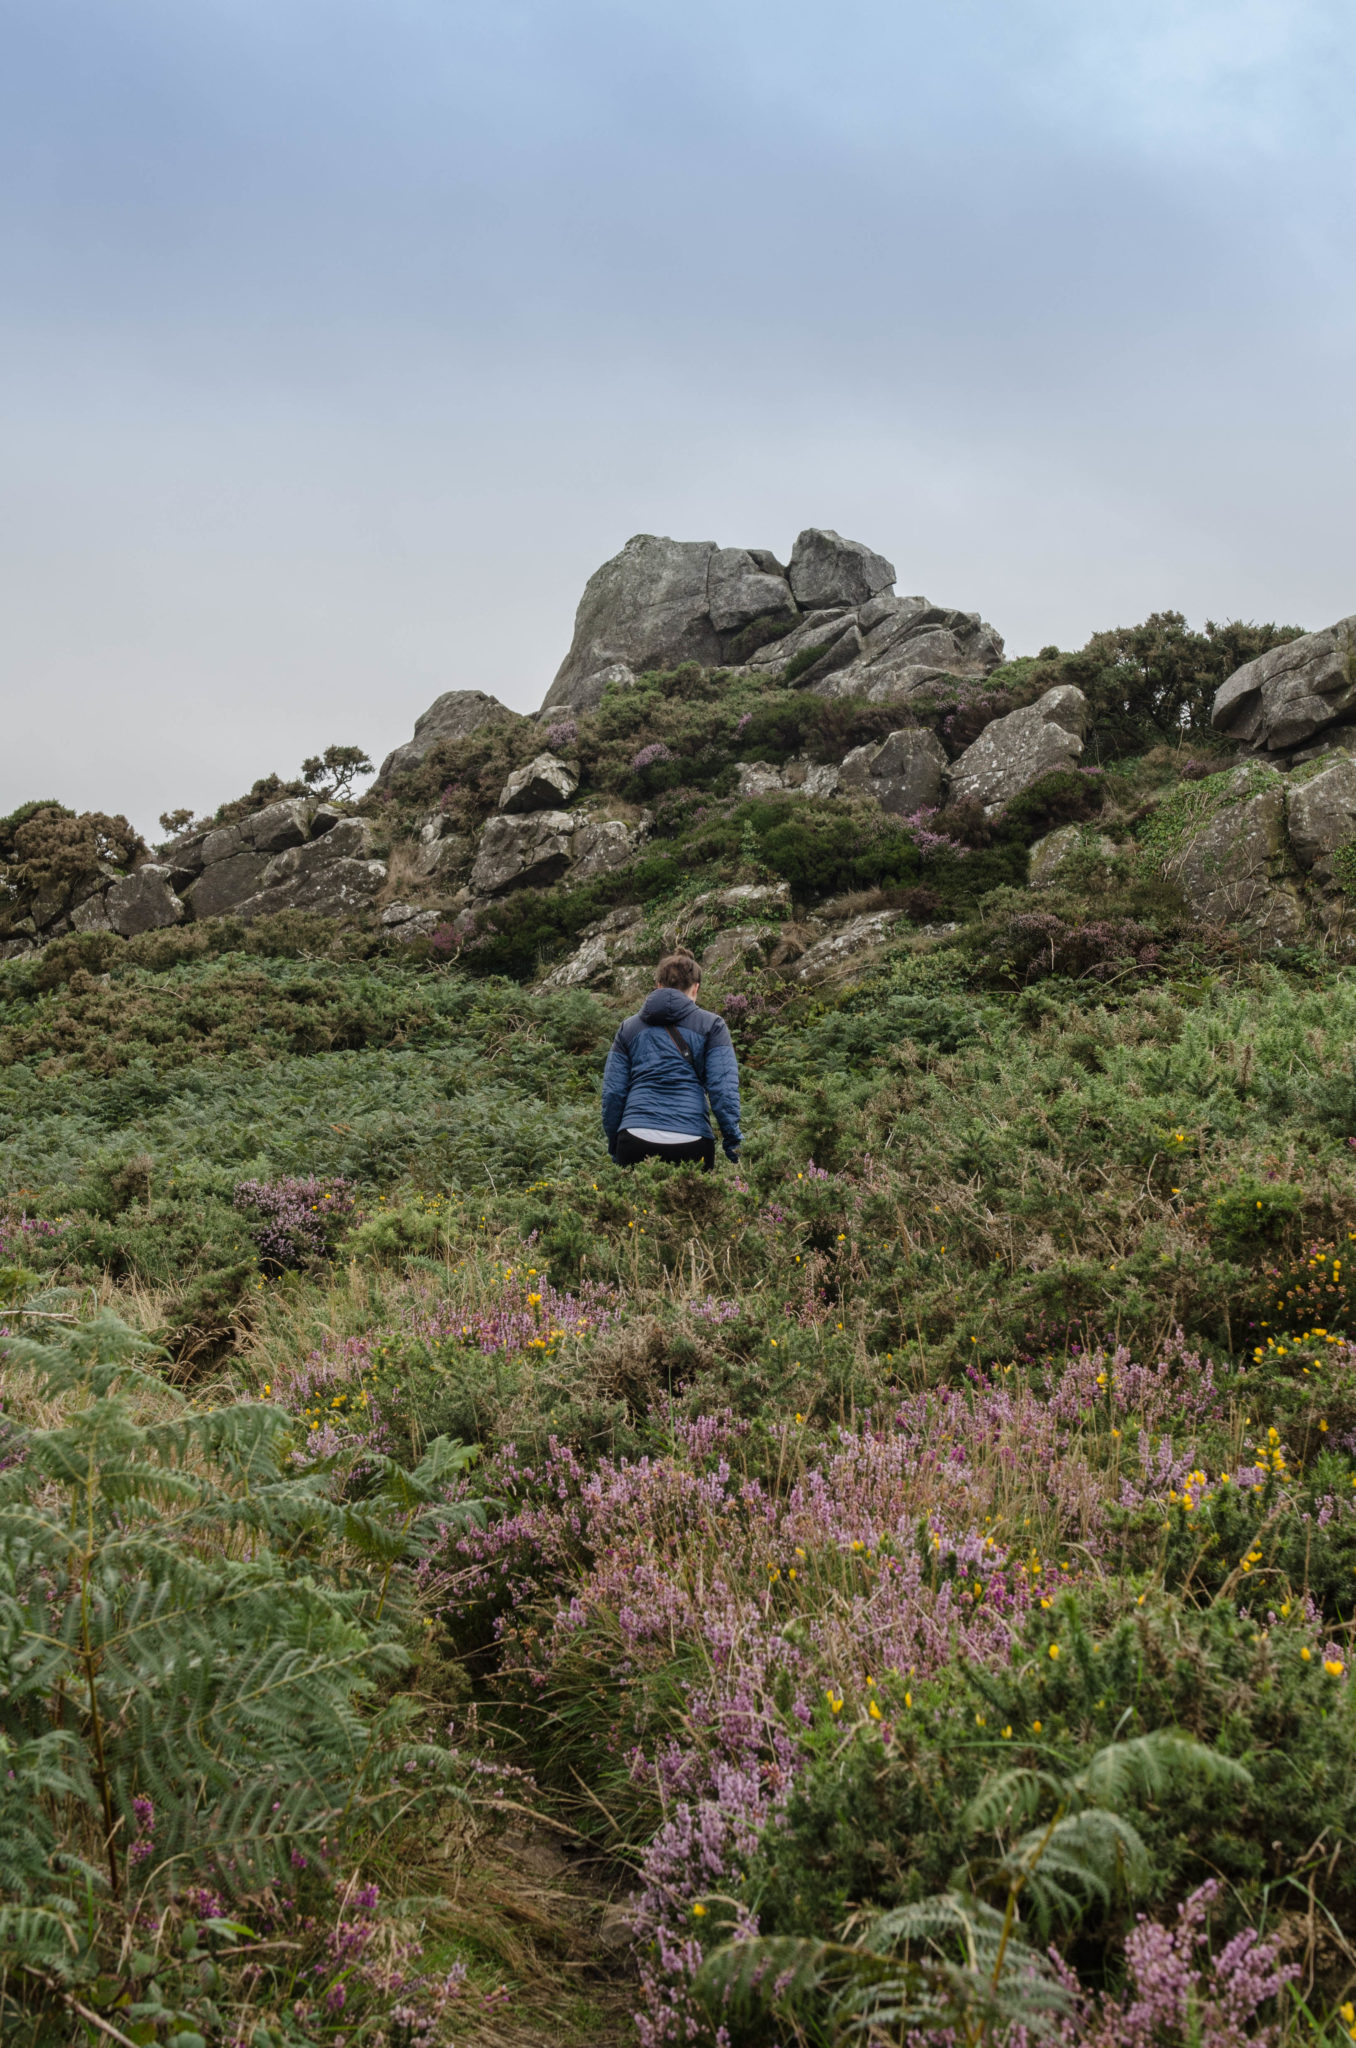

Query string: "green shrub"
[[1209, 1174, 1305, 1258]]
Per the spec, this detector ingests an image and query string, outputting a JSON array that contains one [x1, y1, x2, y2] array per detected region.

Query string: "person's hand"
[[723, 1141, 741, 1163]]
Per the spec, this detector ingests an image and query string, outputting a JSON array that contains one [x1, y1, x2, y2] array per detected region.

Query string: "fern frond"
[[1075, 1730, 1251, 1807]]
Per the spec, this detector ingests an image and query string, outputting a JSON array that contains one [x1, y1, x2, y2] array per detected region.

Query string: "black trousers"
[[615, 1130, 716, 1172]]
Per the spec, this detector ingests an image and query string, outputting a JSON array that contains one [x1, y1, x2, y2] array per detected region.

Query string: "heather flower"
[[233, 1176, 357, 1271], [631, 742, 673, 771], [1067, 1880, 1297, 2048], [900, 805, 970, 857], [127, 1795, 155, 1865]]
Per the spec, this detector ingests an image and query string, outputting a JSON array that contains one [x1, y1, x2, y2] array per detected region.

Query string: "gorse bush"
[[698, 1733, 1253, 2047]]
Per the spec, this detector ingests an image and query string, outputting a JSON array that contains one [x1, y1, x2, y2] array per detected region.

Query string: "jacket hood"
[[639, 987, 698, 1024]]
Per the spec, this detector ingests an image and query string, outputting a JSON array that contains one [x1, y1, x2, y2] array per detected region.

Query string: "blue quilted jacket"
[[601, 988, 742, 1159]]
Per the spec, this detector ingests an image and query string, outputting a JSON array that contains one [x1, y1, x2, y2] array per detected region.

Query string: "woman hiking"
[[601, 950, 742, 1171]]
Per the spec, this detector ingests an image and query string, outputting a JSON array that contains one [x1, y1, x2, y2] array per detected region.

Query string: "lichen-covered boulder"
[[199, 798, 313, 867], [232, 859, 388, 923], [700, 925, 770, 975], [1212, 617, 1356, 752], [536, 904, 648, 990], [470, 811, 576, 896], [948, 686, 1089, 812], [498, 752, 579, 815], [257, 821, 374, 892], [1028, 824, 1119, 891], [736, 762, 789, 799], [735, 760, 841, 799], [1161, 766, 1305, 945], [106, 865, 185, 937], [188, 850, 271, 919], [571, 815, 649, 883], [839, 728, 947, 816], [1284, 753, 1356, 869], [791, 910, 903, 983], [69, 893, 115, 934]]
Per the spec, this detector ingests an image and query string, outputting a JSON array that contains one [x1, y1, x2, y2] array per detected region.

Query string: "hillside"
[[3, 535, 1356, 2048]]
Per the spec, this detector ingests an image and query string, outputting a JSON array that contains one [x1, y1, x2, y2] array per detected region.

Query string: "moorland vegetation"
[[3, 610, 1356, 2048]]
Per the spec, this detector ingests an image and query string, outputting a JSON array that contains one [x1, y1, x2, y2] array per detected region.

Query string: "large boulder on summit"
[[498, 752, 579, 814], [1212, 616, 1356, 753], [707, 547, 797, 634], [540, 537, 727, 717], [788, 529, 895, 611], [377, 690, 516, 785], [839, 728, 947, 815], [948, 686, 1089, 812]]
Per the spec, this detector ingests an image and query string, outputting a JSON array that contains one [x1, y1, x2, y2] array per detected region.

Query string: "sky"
[[2, 0, 1354, 835]]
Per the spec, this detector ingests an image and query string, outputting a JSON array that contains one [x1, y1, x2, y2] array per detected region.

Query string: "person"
[[601, 950, 742, 1171]]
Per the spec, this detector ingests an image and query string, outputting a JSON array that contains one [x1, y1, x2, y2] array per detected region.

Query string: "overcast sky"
[[2, 0, 1354, 835]]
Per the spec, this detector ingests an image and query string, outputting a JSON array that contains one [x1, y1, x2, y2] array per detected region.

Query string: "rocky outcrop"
[[1212, 617, 1356, 753], [498, 752, 579, 814], [948, 686, 1090, 812], [377, 690, 517, 785], [167, 805, 387, 924], [0, 795, 392, 954], [742, 593, 1004, 705], [224, 821, 387, 923], [839, 728, 947, 815], [533, 527, 1002, 718]]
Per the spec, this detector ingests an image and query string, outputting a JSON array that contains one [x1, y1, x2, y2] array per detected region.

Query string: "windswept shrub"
[[993, 614, 1307, 759]]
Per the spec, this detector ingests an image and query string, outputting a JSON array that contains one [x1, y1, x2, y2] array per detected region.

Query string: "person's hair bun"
[[655, 950, 700, 990]]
